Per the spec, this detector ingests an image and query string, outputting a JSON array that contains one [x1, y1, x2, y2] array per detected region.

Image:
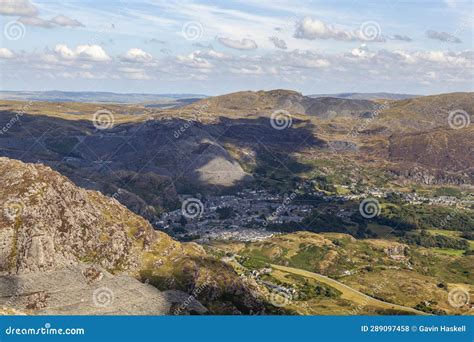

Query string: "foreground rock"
[[0, 265, 207, 315], [0, 157, 264, 314]]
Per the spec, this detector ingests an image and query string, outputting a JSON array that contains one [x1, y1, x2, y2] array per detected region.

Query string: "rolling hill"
[[0, 89, 472, 233]]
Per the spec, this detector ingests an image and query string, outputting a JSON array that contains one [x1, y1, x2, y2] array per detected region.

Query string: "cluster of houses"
[[157, 189, 312, 241], [156, 185, 470, 242]]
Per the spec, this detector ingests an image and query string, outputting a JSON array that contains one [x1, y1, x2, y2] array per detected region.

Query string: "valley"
[[0, 89, 472, 316]]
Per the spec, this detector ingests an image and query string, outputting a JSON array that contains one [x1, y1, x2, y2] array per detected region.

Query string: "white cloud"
[[294, 17, 386, 42], [217, 37, 258, 50], [350, 44, 374, 58], [18, 14, 84, 28], [0, 48, 14, 59], [118, 67, 143, 73], [76, 45, 110, 61], [274, 50, 331, 69], [122, 48, 153, 62], [54, 44, 111, 62], [54, 44, 75, 59], [176, 52, 212, 69], [230, 65, 263, 74], [50, 15, 84, 27], [294, 17, 352, 41], [194, 49, 230, 60], [414, 50, 471, 66], [18, 16, 53, 28], [2, 1, 83, 29], [119, 67, 152, 80], [60, 71, 98, 79], [3, 43, 472, 91], [0, 0, 38, 16]]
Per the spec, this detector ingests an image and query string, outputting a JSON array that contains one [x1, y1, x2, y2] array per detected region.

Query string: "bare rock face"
[[0, 264, 207, 315], [0, 157, 162, 275]]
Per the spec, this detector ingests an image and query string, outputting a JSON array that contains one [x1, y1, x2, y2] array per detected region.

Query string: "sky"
[[0, 0, 473, 95]]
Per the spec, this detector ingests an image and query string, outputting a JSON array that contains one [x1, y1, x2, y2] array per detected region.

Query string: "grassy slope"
[[211, 231, 473, 315]]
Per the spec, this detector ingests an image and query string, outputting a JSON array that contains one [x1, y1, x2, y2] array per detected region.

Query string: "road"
[[270, 264, 428, 315]]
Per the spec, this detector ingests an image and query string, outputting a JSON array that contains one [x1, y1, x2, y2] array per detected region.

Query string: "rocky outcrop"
[[0, 157, 157, 275], [0, 157, 265, 315], [390, 166, 471, 186], [0, 264, 207, 315]]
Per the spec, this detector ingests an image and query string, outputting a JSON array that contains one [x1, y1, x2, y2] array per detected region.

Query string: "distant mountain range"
[[308, 92, 420, 100], [0, 90, 420, 104], [0, 90, 207, 105]]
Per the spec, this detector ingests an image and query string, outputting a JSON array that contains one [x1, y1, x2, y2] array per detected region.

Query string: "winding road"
[[271, 264, 428, 315]]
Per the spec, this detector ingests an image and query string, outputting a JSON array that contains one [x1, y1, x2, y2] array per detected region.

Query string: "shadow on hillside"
[[0, 109, 326, 214]]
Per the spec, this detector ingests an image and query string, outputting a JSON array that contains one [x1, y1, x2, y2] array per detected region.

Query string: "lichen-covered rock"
[[0, 157, 164, 275], [0, 264, 208, 315]]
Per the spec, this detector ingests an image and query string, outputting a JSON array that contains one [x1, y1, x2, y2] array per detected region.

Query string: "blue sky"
[[0, 0, 472, 95]]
